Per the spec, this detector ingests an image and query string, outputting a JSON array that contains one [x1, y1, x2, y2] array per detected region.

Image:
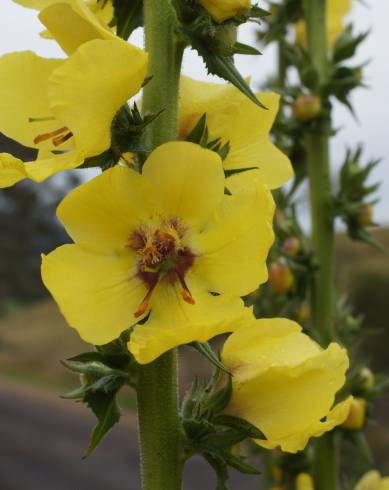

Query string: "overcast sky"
[[0, 1, 387, 225]]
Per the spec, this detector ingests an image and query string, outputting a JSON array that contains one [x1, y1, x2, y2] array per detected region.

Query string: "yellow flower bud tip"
[[355, 470, 389, 490], [128, 220, 196, 318], [199, 0, 251, 23], [341, 397, 366, 430], [282, 236, 300, 256], [297, 303, 311, 323], [358, 204, 374, 227], [272, 465, 283, 483], [269, 262, 294, 295], [296, 473, 314, 490], [359, 367, 375, 392], [293, 95, 321, 122]]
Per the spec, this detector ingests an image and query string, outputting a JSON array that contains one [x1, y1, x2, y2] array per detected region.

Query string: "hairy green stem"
[[302, 1, 338, 489], [137, 351, 184, 490], [137, 0, 185, 489]]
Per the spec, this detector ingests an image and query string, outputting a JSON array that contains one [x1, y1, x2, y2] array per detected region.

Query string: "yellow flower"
[[0, 39, 147, 188], [222, 318, 352, 453], [199, 0, 251, 23], [355, 471, 389, 490], [296, 473, 314, 490], [179, 76, 293, 190], [38, 0, 116, 55], [41, 141, 274, 364], [341, 397, 366, 430], [296, 0, 352, 48]]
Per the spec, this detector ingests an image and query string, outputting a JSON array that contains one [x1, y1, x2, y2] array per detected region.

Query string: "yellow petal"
[[128, 274, 252, 364], [41, 244, 145, 345], [24, 149, 85, 182], [48, 39, 148, 156], [0, 51, 62, 149], [142, 141, 225, 229], [57, 165, 153, 252], [223, 318, 351, 453], [39, 0, 116, 55], [11, 0, 58, 9], [355, 471, 382, 490], [0, 153, 28, 188], [199, 0, 251, 23], [193, 177, 274, 296], [179, 77, 292, 189]]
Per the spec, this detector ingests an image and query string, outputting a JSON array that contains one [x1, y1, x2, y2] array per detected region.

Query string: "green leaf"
[[233, 42, 261, 55], [190, 342, 230, 374], [213, 414, 265, 439], [113, 0, 143, 40], [61, 359, 128, 378], [83, 392, 121, 458]]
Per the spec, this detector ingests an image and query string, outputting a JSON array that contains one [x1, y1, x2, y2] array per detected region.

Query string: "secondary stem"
[[302, 1, 338, 489], [137, 0, 185, 489]]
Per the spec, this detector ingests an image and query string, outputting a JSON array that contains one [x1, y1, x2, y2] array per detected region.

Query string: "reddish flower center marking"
[[127, 219, 196, 318]]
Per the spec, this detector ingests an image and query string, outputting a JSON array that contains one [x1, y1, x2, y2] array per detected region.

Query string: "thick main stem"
[[137, 1, 184, 489], [302, 1, 338, 489]]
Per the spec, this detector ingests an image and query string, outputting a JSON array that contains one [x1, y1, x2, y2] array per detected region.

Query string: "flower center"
[[127, 219, 196, 318]]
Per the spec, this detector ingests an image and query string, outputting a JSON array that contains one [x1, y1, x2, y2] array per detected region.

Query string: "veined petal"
[[193, 176, 274, 296], [41, 244, 145, 345], [0, 153, 28, 188], [179, 77, 292, 189], [142, 142, 225, 229], [128, 275, 251, 364], [48, 39, 148, 156], [57, 165, 154, 252], [0, 51, 63, 149], [39, 0, 116, 55]]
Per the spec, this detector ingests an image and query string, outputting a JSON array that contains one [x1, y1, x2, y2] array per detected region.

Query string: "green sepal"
[[248, 5, 270, 18], [185, 113, 231, 160], [233, 42, 261, 55], [204, 452, 229, 490], [222, 452, 260, 475], [189, 342, 230, 374], [332, 25, 369, 65], [224, 166, 257, 178], [212, 414, 265, 440], [112, 0, 143, 40], [61, 359, 129, 378], [83, 391, 121, 458]]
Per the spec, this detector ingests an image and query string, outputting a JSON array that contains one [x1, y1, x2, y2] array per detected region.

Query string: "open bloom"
[[296, 0, 352, 48], [355, 471, 389, 490], [0, 39, 147, 188], [179, 76, 293, 190], [199, 0, 251, 22], [42, 141, 274, 364], [222, 318, 352, 453]]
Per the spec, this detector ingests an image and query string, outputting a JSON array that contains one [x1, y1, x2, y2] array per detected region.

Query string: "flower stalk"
[[137, 0, 184, 488], [302, 0, 338, 488]]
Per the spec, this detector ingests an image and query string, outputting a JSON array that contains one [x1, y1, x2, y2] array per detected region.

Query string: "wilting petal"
[[223, 318, 351, 453], [39, 0, 116, 55], [0, 51, 62, 149], [41, 244, 145, 345], [142, 141, 225, 229], [57, 165, 153, 252], [48, 39, 148, 156], [128, 274, 252, 364], [193, 177, 274, 296]]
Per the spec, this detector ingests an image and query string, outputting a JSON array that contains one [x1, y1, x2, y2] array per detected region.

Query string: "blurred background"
[[0, 1, 388, 489]]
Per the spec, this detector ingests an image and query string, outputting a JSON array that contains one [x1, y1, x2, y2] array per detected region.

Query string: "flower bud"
[[358, 204, 374, 227], [270, 262, 294, 295], [282, 236, 300, 256], [199, 0, 251, 23], [297, 303, 311, 323], [341, 397, 366, 430], [359, 367, 375, 392], [296, 473, 314, 490], [272, 465, 283, 483], [293, 95, 321, 122], [355, 470, 389, 490]]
